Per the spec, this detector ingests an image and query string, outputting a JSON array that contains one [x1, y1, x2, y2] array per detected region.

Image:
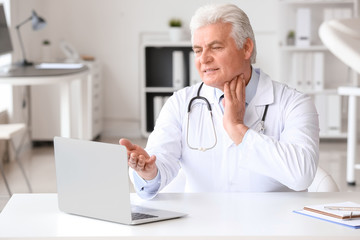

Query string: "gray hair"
[[190, 3, 257, 64]]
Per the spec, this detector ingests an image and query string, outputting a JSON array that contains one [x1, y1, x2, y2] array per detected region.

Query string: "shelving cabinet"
[[140, 34, 198, 137], [278, 0, 358, 138], [30, 61, 102, 141]]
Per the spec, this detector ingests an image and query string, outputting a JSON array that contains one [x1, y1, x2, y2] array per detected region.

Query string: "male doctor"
[[120, 3, 319, 199]]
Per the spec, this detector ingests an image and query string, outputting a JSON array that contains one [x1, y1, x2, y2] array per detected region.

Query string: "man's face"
[[193, 22, 248, 91]]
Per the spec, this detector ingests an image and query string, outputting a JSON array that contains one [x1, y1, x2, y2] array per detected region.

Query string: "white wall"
[[10, 0, 279, 138]]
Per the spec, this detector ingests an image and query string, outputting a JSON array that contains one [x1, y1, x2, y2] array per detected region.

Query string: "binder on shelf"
[[323, 8, 352, 21], [313, 52, 324, 91], [189, 51, 201, 86], [323, 8, 333, 22], [294, 202, 360, 229], [163, 96, 170, 105], [296, 8, 311, 47], [341, 8, 353, 19], [291, 52, 304, 90], [172, 51, 185, 90], [153, 96, 163, 125], [291, 52, 324, 92], [314, 94, 328, 136], [304, 53, 313, 90], [291, 53, 297, 89], [327, 94, 341, 134]]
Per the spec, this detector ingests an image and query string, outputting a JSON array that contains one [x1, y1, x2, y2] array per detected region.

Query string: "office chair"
[[308, 167, 339, 192], [0, 123, 32, 195]]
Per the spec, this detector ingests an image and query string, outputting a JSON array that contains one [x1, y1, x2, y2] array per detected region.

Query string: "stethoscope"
[[186, 82, 269, 152]]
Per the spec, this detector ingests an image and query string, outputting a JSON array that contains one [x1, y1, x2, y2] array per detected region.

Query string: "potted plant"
[[42, 39, 51, 62], [287, 30, 295, 46], [169, 18, 183, 42]]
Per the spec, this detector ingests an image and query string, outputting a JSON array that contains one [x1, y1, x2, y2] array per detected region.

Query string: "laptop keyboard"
[[131, 212, 158, 220]]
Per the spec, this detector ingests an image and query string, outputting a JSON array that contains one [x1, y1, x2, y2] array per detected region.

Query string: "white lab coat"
[[145, 68, 319, 193]]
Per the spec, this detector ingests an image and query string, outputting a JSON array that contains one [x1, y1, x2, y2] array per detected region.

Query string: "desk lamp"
[[15, 10, 46, 66], [319, 18, 360, 74]]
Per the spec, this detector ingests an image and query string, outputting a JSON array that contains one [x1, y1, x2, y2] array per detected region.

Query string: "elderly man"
[[120, 3, 319, 199]]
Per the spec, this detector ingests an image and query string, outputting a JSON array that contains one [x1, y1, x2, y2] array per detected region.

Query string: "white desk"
[[0, 65, 89, 139], [0, 192, 359, 239]]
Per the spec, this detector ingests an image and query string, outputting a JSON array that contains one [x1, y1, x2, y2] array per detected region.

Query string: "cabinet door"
[[30, 63, 102, 141], [31, 85, 61, 140]]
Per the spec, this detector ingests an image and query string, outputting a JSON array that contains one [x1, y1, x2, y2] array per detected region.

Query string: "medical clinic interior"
[[0, 0, 360, 238]]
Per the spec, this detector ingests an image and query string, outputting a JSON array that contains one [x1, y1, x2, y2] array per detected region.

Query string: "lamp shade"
[[319, 18, 360, 74], [31, 10, 46, 30], [15, 9, 47, 66]]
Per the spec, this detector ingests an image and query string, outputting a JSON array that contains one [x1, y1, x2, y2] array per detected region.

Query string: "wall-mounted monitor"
[[0, 4, 13, 56]]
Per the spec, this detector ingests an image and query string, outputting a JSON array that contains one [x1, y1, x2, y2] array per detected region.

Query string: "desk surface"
[[0, 64, 88, 77], [0, 192, 359, 239], [0, 64, 88, 85]]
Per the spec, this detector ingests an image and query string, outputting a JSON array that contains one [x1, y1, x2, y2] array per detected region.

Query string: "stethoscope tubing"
[[186, 82, 269, 151]]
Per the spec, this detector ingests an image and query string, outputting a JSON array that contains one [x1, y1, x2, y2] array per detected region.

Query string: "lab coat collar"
[[251, 68, 274, 106], [244, 69, 274, 130]]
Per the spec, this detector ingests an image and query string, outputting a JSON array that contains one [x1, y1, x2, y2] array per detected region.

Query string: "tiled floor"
[[1, 138, 360, 211]]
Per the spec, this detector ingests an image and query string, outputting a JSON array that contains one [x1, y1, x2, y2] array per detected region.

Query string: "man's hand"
[[119, 138, 158, 180], [223, 74, 249, 145]]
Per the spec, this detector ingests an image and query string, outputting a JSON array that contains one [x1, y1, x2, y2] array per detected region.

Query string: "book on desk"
[[294, 201, 360, 229]]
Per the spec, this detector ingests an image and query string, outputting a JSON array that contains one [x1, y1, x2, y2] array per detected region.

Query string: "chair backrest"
[[308, 167, 339, 192]]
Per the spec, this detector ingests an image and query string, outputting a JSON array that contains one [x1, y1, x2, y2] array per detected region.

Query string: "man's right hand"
[[119, 138, 158, 180], [223, 74, 249, 145]]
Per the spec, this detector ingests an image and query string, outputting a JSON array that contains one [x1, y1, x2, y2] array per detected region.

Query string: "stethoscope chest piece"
[[256, 120, 265, 134], [255, 105, 269, 134]]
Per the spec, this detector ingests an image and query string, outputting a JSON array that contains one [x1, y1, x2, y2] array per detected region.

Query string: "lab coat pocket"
[[222, 145, 250, 192], [229, 167, 251, 192]]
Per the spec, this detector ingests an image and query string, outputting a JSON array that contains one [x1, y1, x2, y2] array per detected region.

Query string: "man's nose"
[[200, 50, 213, 64]]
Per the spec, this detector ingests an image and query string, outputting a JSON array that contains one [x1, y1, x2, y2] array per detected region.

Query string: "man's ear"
[[243, 38, 254, 60]]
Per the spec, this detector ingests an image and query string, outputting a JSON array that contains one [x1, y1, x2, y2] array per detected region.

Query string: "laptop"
[[53, 136, 187, 225]]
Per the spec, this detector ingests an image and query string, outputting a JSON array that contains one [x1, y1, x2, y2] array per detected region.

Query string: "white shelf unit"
[[278, 0, 358, 139], [140, 35, 193, 137]]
